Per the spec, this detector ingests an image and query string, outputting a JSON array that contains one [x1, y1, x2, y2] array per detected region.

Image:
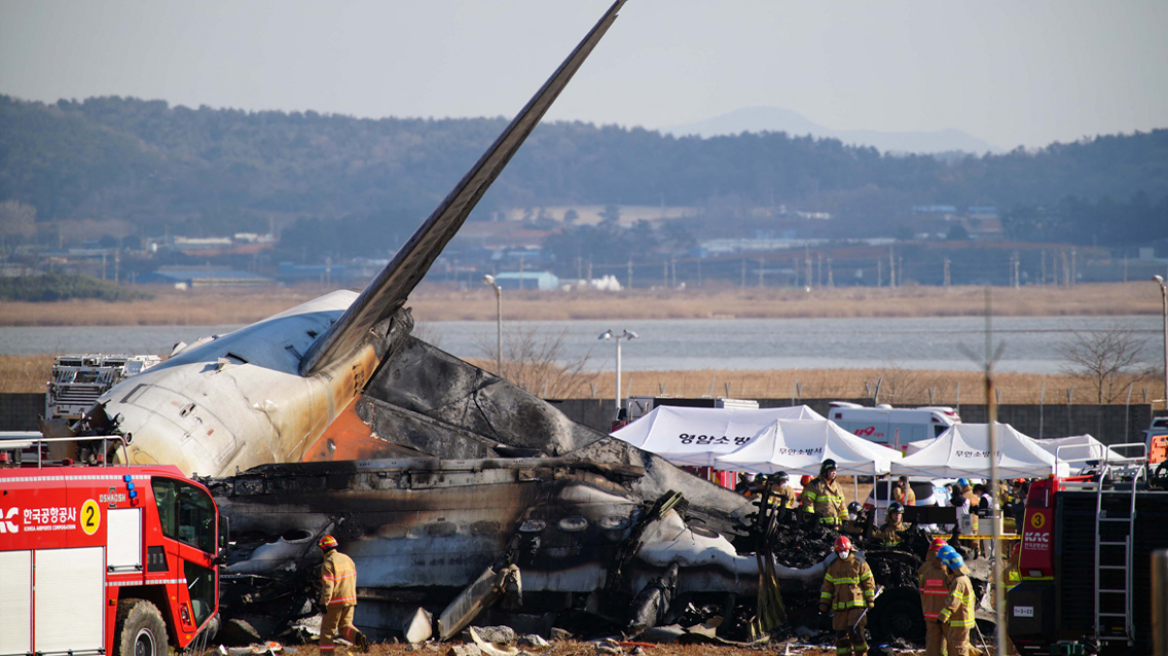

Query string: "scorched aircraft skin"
[[67, 1, 912, 640]]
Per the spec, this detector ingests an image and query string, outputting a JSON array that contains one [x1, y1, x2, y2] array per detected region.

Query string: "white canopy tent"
[[714, 419, 894, 476], [610, 405, 824, 467], [891, 423, 1070, 478], [1032, 434, 1125, 465]]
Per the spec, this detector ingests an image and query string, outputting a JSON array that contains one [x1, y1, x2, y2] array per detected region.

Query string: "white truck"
[[45, 354, 161, 422], [827, 401, 959, 452]]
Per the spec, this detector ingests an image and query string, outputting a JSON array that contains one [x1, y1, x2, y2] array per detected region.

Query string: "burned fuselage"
[[207, 456, 836, 641]]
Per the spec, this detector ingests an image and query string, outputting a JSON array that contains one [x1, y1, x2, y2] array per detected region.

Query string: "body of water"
[[1, 316, 1159, 375]]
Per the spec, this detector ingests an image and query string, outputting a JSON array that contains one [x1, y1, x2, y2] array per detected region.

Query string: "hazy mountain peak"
[[665, 106, 1002, 155]]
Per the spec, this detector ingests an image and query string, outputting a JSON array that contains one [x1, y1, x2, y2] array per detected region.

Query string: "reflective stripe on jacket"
[[873, 519, 908, 547], [801, 477, 847, 524], [918, 553, 949, 620], [939, 574, 976, 628], [321, 549, 358, 607], [820, 556, 876, 611]]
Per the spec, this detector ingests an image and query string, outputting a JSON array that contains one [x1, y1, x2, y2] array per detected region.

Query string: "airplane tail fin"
[[301, 0, 627, 376]]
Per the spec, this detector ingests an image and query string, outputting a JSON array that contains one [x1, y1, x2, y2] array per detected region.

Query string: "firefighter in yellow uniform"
[[765, 471, 798, 509], [872, 501, 909, 548], [892, 476, 916, 506], [319, 535, 369, 653], [918, 538, 950, 656], [1003, 542, 1022, 656], [820, 535, 876, 656], [801, 459, 847, 526], [937, 546, 976, 656]]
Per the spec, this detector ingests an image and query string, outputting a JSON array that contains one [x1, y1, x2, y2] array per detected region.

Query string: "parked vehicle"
[[1008, 443, 1167, 654], [0, 435, 224, 656], [862, 477, 951, 525], [828, 402, 959, 451], [1143, 415, 1168, 450]]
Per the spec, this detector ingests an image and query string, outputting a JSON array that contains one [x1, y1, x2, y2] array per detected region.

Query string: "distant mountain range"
[[664, 106, 1002, 155]]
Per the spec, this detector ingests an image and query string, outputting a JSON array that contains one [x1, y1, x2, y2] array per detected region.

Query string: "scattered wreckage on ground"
[[203, 335, 995, 645]]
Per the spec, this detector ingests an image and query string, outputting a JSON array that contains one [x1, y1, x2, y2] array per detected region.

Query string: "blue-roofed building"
[[138, 267, 272, 288], [493, 271, 560, 291]]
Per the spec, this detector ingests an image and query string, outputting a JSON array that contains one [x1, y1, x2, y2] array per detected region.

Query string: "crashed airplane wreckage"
[[203, 333, 986, 642], [62, 0, 989, 644]]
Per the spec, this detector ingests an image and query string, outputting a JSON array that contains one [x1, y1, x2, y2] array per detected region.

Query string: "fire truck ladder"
[[1092, 442, 1147, 646]]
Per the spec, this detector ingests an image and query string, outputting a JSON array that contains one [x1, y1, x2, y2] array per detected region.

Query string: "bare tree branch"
[[476, 327, 591, 398], [1058, 323, 1148, 404]]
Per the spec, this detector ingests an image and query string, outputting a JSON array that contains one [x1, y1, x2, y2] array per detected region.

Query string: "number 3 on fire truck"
[[80, 499, 101, 536], [1031, 513, 1045, 529]]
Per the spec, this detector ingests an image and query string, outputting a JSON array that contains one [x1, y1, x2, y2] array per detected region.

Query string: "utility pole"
[[816, 253, 823, 287], [587, 256, 593, 282], [1071, 249, 1077, 287], [898, 256, 904, 286], [943, 256, 951, 288], [827, 257, 834, 287], [627, 258, 633, 290], [889, 247, 896, 288], [877, 259, 883, 287], [1013, 252, 1021, 289]]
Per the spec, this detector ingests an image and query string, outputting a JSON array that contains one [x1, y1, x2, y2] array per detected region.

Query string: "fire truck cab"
[[0, 436, 222, 656], [1007, 443, 1168, 654]]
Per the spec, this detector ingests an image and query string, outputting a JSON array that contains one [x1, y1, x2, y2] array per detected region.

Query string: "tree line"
[[2, 95, 1166, 248]]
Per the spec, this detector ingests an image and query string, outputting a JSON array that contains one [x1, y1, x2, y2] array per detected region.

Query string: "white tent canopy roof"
[[715, 419, 894, 476], [610, 405, 824, 467], [1032, 434, 1126, 464], [891, 423, 1069, 478]]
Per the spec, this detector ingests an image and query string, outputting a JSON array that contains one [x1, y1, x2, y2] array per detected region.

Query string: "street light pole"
[[1155, 276, 1168, 410], [483, 275, 502, 377], [599, 329, 639, 416]]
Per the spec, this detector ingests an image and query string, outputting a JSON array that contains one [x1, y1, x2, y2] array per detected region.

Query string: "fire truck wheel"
[[114, 599, 170, 656]]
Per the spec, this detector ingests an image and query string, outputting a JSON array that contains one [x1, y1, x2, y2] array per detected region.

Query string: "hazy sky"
[[2, 0, 1166, 150]]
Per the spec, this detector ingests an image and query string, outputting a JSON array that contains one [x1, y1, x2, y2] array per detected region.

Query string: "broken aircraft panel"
[[207, 457, 833, 641]]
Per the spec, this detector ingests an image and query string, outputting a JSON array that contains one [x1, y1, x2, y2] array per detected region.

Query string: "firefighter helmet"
[[888, 501, 904, 514], [847, 501, 863, 515], [821, 459, 838, 473], [938, 545, 964, 569], [318, 535, 338, 550], [931, 537, 948, 551], [772, 471, 789, 484], [833, 535, 853, 553]]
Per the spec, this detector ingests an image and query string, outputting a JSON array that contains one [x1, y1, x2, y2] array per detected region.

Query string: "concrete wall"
[[0, 394, 44, 431], [550, 397, 1155, 445], [1, 392, 1156, 445]]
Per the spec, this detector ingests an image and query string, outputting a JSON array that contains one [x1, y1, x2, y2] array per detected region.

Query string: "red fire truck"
[[0, 436, 223, 656], [1007, 443, 1168, 654]]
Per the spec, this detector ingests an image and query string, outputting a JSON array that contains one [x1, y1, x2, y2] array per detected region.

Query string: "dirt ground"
[[220, 638, 1001, 656]]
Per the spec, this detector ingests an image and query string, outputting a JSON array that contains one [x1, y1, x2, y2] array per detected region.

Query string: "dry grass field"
[[0, 282, 1159, 326], [473, 363, 1159, 406], [7, 349, 1154, 405]]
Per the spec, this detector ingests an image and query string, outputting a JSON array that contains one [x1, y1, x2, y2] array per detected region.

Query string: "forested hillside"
[[2, 95, 1166, 245]]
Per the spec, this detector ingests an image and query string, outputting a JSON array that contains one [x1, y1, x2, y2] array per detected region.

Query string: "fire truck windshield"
[[151, 477, 216, 554]]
